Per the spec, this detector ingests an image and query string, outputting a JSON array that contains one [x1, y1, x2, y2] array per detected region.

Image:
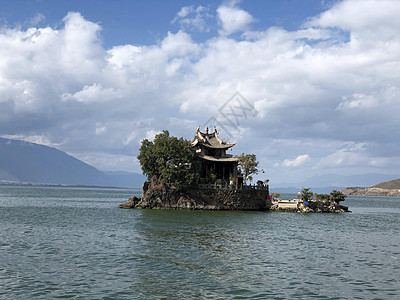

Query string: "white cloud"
[[305, 0, 400, 52], [106, 45, 142, 69], [2, 134, 59, 148], [60, 12, 104, 74], [124, 131, 137, 145], [28, 13, 46, 27], [336, 86, 398, 111], [305, 0, 400, 33], [172, 5, 212, 32], [62, 83, 120, 103], [95, 123, 107, 135], [175, 6, 192, 19], [1, 1, 400, 181], [72, 152, 142, 173], [161, 30, 200, 57], [277, 155, 311, 168], [313, 142, 391, 171], [217, 4, 254, 35], [144, 130, 161, 142]]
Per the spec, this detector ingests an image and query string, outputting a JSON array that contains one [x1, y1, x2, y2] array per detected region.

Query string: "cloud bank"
[[1, 0, 400, 184]]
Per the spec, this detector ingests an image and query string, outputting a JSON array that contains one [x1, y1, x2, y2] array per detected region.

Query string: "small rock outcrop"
[[119, 196, 141, 209], [297, 200, 349, 213], [269, 199, 349, 213]]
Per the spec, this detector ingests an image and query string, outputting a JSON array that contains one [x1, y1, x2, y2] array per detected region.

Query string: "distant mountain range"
[[272, 173, 400, 194], [0, 137, 145, 188], [342, 178, 400, 197], [373, 178, 400, 189], [2, 136, 398, 192]]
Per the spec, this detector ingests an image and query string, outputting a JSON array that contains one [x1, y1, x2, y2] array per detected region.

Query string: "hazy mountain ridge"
[[270, 186, 348, 194], [276, 173, 398, 188], [372, 179, 400, 190], [2, 136, 397, 192], [341, 178, 400, 197], [0, 137, 144, 188], [272, 173, 400, 194]]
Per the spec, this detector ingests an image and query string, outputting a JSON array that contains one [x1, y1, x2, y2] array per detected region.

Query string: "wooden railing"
[[196, 183, 269, 191]]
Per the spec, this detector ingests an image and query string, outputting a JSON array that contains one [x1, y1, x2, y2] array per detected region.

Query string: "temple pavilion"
[[191, 127, 240, 184]]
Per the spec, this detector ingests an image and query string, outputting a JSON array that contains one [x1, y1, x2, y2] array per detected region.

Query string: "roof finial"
[[196, 126, 200, 133], [214, 126, 217, 135], [206, 127, 209, 136]]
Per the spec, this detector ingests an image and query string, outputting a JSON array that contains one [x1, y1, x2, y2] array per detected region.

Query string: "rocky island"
[[268, 189, 349, 213], [121, 127, 349, 212], [121, 128, 270, 210]]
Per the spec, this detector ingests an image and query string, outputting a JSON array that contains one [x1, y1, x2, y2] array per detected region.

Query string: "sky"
[[1, 0, 400, 186]]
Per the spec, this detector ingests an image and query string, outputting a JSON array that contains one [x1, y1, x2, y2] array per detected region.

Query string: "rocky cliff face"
[[120, 177, 271, 211]]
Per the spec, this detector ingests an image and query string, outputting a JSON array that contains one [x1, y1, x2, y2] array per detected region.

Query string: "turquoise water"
[[1, 186, 399, 299]]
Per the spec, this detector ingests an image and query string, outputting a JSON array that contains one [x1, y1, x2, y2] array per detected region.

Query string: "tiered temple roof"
[[191, 127, 238, 163], [191, 127, 239, 183], [200, 155, 238, 162], [191, 127, 235, 150]]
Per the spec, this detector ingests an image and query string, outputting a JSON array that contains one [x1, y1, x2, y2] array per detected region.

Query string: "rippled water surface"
[[1, 185, 399, 299]]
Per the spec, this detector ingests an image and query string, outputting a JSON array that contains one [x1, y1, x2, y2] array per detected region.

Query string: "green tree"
[[315, 193, 330, 201], [300, 187, 314, 202], [271, 193, 280, 199], [137, 130, 199, 188], [330, 190, 346, 203], [237, 153, 259, 184]]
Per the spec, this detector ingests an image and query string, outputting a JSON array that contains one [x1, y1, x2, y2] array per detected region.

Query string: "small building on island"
[[191, 127, 240, 184], [121, 126, 272, 210], [121, 126, 350, 212]]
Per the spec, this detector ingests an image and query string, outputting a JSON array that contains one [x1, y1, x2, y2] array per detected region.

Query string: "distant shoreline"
[[342, 187, 400, 197], [0, 181, 141, 190]]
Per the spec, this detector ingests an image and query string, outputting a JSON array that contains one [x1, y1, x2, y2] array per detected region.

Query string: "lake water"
[[1, 185, 399, 299]]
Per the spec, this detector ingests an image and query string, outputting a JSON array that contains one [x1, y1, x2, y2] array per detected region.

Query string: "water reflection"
[[127, 205, 400, 299], [131, 210, 267, 298]]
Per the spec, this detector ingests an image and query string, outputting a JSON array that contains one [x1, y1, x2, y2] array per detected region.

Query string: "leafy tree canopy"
[[315, 193, 330, 201], [303, 189, 346, 203], [137, 130, 199, 188], [330, 190, 347, 203], [237, 153, 259, 183], [300, 187, 314, 202]]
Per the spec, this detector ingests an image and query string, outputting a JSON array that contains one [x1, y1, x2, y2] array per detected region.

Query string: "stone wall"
[[270, 199, 300, 211], [120, 178, 271, 211]]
